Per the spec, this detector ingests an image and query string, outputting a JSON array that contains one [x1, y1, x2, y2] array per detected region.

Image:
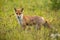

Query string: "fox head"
[[14, 8, 24, 16]]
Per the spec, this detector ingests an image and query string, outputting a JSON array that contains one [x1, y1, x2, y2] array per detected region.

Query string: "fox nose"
[[18, 16, 20, 19]]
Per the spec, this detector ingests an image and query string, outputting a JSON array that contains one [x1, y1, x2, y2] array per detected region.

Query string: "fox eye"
[[19, 13, 21, 15]]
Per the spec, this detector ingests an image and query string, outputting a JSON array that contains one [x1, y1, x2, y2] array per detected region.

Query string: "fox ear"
[[21, 8, 24, 12], [14, 8, 16, 11]]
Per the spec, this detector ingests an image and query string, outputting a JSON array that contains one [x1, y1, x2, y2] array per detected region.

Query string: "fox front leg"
[[21, 25, 26, 30]]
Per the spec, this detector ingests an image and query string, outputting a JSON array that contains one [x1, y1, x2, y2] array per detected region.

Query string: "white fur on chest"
[[16, 14, 23, 25]]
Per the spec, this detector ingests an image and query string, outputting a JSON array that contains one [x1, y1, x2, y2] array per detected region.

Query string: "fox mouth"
[[18, 16, 20, 19]]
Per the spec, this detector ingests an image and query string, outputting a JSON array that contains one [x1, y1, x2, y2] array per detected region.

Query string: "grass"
[[0, 0, 60, 40]]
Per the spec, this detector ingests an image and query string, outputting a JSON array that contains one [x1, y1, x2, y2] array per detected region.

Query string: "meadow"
[[0, 0, 60, 40]]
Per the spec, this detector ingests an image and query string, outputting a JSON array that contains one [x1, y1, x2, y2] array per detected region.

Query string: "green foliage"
[[0, 0, 60, 40], [50, 0, 60, 10]]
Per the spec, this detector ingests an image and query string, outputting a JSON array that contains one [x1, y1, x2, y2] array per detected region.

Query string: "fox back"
[[14, 8, 51, 30]]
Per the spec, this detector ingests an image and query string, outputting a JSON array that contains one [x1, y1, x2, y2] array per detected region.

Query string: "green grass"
[[0, 0, 60, 40]]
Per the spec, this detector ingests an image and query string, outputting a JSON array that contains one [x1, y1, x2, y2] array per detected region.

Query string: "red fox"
[[14, 8, 51, 30]]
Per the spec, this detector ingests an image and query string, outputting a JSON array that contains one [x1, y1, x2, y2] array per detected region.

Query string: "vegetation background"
[[0, 0, 60, 40]]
